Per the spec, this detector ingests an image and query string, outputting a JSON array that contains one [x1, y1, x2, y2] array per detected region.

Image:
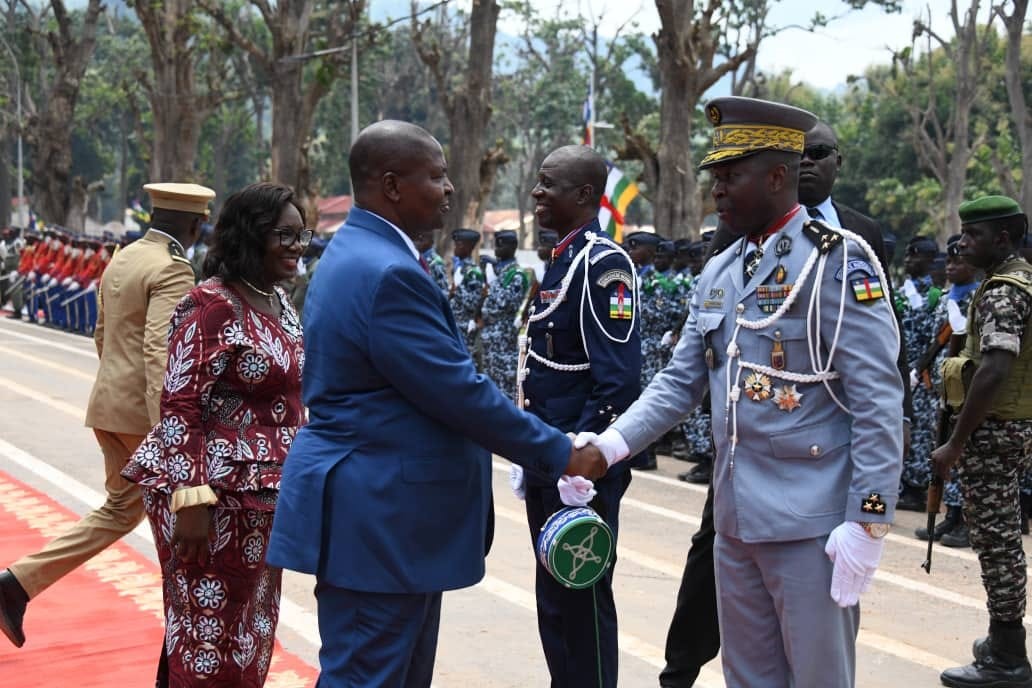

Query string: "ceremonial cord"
[[723, 223, 900, 474]]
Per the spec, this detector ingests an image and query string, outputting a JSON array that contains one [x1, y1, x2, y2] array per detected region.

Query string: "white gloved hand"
[[660, 330, 674, 348], [467, 319, 477, 334], [27, 271, 35, 280], [909, 368, 919, 389], [557, 475, 596, 507], [824, 521, 885, 607], [8, 271, 17, 283], [61, 277, 72, 287], [947, 299, 967, 335], [509, 464, 526, 500], [573, 428, 630, 467]]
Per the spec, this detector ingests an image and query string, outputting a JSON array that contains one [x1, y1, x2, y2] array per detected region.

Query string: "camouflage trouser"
[[481, 321, 518, 401], [958, 418, 1032, 622], [943, 468, 964, 508], [901, 384, 938, 489], [681, 406, 713, 457]]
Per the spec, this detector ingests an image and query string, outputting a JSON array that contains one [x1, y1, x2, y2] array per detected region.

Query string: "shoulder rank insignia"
[[861, 492, 887, 514], [168, 240, 192, 266], [802, 219, 843, 255]]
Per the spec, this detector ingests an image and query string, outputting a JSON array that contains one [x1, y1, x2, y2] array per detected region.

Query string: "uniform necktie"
[[807, 206, 824, 221], [419, 256, 431, 275]]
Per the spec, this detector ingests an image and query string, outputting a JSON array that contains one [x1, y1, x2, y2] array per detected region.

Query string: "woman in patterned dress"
[[122, 183, 308, 687]]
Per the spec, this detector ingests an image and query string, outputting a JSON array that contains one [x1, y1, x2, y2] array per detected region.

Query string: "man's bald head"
[[539, 145, 608, 205], [349, 120, 443, 203]]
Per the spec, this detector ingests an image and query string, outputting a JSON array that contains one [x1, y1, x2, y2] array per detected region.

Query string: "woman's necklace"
[[241, 278, 276, 310]]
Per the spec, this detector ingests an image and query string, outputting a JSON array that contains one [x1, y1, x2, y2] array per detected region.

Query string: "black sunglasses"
[[801, 145, 838, 161], [272, 227, 314, 248]]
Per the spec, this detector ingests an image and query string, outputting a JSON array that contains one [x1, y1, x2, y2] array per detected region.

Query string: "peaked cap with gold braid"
[[698, 96, 818, 170]]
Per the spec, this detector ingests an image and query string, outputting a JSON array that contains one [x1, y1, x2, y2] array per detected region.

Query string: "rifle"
[[916, 320, 953, 389], [922, 404, 953, 573]]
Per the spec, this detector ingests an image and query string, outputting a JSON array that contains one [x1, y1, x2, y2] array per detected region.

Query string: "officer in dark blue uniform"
[[519, 144, 641, 688]]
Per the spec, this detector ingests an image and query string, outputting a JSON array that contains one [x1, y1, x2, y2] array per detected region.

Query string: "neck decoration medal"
[[744, 372, 772, 401]]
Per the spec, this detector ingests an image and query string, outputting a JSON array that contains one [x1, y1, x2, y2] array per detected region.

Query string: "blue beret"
[[907, 236, 938, 255], [452, 228, 480, 244], [959, 195, 1024, 225], [625, 231, 661, 248], [495, 230, 518, 246], [657, 240, 676, 255]]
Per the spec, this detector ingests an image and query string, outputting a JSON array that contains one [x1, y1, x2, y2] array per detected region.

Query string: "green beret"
[[959, 195, 1024, 226]]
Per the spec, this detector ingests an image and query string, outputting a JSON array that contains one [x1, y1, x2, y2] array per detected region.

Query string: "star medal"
[[743, 372, 772, 401], [772, 384, 802, 412], [774, 235, 792, 257], [774, 264, 787, 284], [771, 340, 786, 370]]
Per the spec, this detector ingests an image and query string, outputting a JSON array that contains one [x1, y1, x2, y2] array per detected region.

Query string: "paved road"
[[0, 316, 1021, 687]]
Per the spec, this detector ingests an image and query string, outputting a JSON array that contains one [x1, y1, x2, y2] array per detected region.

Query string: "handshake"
[[510, 430, 631, 507]]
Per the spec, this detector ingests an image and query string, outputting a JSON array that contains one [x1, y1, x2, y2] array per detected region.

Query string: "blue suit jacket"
[[267, 208, 571, 593]]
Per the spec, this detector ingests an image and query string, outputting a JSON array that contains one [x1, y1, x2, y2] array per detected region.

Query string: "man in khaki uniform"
[[0, 182, 214, 648]]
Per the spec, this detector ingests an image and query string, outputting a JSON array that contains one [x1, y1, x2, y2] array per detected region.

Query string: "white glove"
[[573, 428, 630, 467], [27, 271, 35, 280], [909, 368, 919, 389], [68, 281, 79, 291], [947, 299, 967, 335], [557, 475, 596, 507], [8, 271, 17, 283], [467, 319, 477, 334], [660, 330, 674, 347], [46, 275, 56, 286], [61, 277, 72, 287], [509, 464, 526, 500], [824, 521, 884, 607]]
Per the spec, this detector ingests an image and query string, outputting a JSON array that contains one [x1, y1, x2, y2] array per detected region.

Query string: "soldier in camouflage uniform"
[[897, 235, 943, 510], [416, 230, 450, 297], [933, 196, 1032, 688], [678, 241, 718, 480], [449, 228, 486, 367], [480, 230, 529, 400]]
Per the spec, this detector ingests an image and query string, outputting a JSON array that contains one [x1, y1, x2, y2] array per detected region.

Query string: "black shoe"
[[0, 569, 28, 648], [679, 462, 711, 484], [633, 455, 658, 471], [917, 505, 962, 541], [942, 523, 971, 548], [896, 487, 927, 512], [5, 312, 21, 320]]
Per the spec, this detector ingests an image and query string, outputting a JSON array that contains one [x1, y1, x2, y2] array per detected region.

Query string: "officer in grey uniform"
[[576, 97, 903, 688]]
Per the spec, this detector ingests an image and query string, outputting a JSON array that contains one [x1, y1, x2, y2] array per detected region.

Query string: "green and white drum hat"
[[536, 506, 614, 589]]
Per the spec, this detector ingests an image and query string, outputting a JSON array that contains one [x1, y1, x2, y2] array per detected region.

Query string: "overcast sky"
[[497, 0, 973, 92]]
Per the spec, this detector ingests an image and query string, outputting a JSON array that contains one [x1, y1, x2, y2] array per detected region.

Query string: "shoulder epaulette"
[[802, 219, 844, 255], [589, 248, 622, 265]]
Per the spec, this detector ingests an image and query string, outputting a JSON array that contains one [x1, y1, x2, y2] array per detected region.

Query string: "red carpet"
[[0, 472, 318, 687]]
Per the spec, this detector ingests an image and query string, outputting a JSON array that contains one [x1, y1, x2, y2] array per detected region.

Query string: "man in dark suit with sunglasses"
[[660, 119, 913, 688]]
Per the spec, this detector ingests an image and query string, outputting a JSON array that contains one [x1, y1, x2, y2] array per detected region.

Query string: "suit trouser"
[[524, 470, 631, 688], [659, 483, 719, 688], [313, 584, 442, 688], [8, 429, 146, 598], [715, 532, 859, 688]]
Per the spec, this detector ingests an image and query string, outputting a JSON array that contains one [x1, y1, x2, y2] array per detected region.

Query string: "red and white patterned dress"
[[122, 277, 304, 687]]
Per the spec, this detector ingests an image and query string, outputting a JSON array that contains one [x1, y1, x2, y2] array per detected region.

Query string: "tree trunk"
[[444, 0, 501, 233], [0, 140, 10, 227], [654, 36, 699, 239], [998, 0, 1032, 211], [27, 0, 104, 227]]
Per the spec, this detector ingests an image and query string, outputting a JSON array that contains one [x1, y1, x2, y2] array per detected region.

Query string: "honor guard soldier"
[[0, 182, 214, 649], [449, 227, 486, 365], [576, 96, 903, 688], [9, 231, 36, 319], [932, 196, 1032, 688], [515, 144, 641, 688], [415, 230, 449, 297], [480, 229, 530, 399]]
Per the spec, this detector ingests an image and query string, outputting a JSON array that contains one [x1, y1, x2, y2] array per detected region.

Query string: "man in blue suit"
[[267, 121, 607, 688]]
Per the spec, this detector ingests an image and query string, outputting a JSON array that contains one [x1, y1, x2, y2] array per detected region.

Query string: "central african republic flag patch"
[[850, 276, 885, 303], [609, 283, 633, 319]]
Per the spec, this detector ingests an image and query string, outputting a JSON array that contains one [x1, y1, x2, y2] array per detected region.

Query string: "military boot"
[[941, 521, 971, 548], [916, 505, 961, 541], [941, 623, 1032, 687]]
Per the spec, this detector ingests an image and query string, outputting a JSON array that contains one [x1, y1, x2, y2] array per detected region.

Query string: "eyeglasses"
[[272, 227, 314, 248], [801, 145, 838, 161]]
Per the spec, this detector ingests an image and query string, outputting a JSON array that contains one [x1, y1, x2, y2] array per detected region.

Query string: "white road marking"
[[0, 375, 86, 419], [0, 319, 97, 357], [0, 344, 96, 381]]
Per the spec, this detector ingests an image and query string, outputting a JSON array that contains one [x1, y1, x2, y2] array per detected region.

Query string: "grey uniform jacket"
[[612, 210, 903, 542]]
